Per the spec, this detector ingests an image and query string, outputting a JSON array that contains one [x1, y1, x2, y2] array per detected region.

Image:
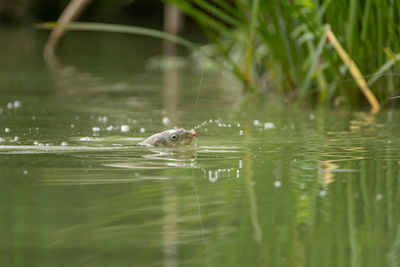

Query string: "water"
[[1, 28, 400, 267]]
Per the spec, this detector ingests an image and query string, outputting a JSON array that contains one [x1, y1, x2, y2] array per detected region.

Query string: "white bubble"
[[34, 141, 39, 145], [92, 127, 100, 132], [23, 170, 28, 175], [309, 114, 315, 120], [38, 143, 44, 146], [209, 119, 213, 123], [121, 125, 130, 132], [239, 130, 243, 136], [70, 124, 75, 128], [376, 194, 383, 201], [7, 103, 13, 109], [237, 123, 241, 127], [274, 181, 282, 188], [208, 170, 218, 182], [5, 128, 10, 133], [106, 125, 113, 131], [80, 137, 91, 141], [162, 117, 170, 125], [140, 128, 146, 133], [13, 136, 19, 141], [61, 142, 68, 146], [228, 124, 231, 127], [13, 100, 21, 108], [253, 120, 261, 127], [264, 122, 276, 129], [32, 116, 36, 120], [319, 190, 327, 197]]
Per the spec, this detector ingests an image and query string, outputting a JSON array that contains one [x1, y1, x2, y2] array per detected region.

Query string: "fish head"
[[162, 128, 198, 147], [139, 128, 198, 147]]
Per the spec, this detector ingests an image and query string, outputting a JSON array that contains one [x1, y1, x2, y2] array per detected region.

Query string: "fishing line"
[[191, 0, 219, 127], [190, 1, 218, 266]]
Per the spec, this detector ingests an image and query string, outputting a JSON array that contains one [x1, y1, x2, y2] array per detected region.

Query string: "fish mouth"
[[188, 129, 198, 138]]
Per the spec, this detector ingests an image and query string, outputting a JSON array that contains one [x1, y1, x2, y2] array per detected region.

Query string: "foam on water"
[[192, 118, 276, 137]]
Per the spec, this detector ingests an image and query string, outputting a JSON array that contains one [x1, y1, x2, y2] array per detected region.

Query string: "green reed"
[[166, 0, 400, 107]]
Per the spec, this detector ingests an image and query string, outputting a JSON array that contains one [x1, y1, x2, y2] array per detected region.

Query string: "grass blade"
[[189, 0, 244, 28], [164, 0, 238, 41], [243, 0, 260, 92], [298, 25, 328, 100], [367, 48, 400, 87], [40, 21, 197, 51]]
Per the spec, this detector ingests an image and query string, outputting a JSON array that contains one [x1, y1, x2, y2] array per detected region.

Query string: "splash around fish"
[[138, 128, 198, 148]]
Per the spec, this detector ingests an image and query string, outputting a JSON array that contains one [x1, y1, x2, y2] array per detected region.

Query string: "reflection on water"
[[1, 30, 400, 267], [2, 96, 400, 267]]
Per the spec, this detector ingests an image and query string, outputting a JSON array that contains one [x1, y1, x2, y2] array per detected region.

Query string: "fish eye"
[[170, 134, 178, 141]]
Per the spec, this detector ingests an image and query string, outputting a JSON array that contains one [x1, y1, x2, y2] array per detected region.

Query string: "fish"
[[138, 128, 198, 148]]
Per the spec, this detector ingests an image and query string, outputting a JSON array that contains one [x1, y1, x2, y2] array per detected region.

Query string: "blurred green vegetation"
[[2, 0, 400, 108], [167, 0, 400, 108]]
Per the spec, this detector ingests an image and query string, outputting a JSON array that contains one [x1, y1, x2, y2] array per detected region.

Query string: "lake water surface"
[[1, 28, 400, 267]]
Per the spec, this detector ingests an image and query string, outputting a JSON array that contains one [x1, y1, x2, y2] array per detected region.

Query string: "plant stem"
[[326, 25, 381, 113], [243, 0, 260, 93]]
